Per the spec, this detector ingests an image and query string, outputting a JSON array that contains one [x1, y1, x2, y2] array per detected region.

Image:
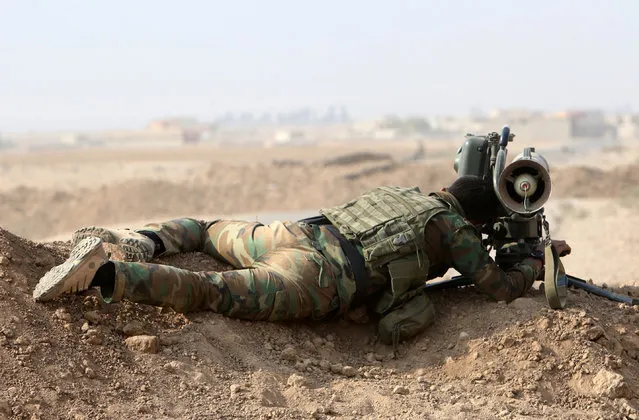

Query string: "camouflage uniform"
[[104, 190, 542, 326], [108, 219, 354, 321]]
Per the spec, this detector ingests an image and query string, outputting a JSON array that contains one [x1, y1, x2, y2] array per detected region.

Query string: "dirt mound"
[[1, 228, 639, 418], [0, 162, 457, 240], [2, 158, 639, 241], [551, 164, 639, 199]]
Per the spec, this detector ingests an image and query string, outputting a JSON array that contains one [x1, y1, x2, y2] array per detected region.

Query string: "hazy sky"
[[1, 0, 638, 131]]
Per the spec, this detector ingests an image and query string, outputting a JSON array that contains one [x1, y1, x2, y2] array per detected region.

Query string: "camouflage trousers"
[[108, 218, 357, 321]]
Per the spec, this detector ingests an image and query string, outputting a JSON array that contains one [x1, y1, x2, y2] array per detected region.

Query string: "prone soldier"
[[33, 176, 570, 346]]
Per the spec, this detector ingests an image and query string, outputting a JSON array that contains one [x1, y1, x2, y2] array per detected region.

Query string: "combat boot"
[[71, 226, 155, 262], [33, 236, 108, 302]]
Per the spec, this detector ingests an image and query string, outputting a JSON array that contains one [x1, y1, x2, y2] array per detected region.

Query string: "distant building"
[[146, 117, 217, 144], [147, 118, 199, 132], [265, 129, 315, 147], [617, 114, 639, 140], [466, 109, 616, 142], [564, 110, 616, 139]]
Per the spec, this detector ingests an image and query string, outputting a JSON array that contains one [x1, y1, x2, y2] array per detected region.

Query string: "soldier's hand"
[[552, 240, 571, 257]]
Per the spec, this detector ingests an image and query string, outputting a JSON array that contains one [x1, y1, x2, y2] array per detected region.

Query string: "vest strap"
[[324, 224, 371, 309], [298, 215, 371, 309]]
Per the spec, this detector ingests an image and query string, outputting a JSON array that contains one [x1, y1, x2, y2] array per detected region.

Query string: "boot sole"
[[33, 236, 106, 302], [72, 227, 153, 262]]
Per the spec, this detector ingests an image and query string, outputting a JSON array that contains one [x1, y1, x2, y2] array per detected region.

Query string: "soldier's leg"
[[109, 218, 303, 267], [71, 218, 211, 262], [134, 218, 211, 256], [200, 220, 303, 268], [103, 245, 340, 320], [72, 219, 304, 268]]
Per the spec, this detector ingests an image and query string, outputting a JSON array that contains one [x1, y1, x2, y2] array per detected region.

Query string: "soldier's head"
[[445, 176, 503, 225]]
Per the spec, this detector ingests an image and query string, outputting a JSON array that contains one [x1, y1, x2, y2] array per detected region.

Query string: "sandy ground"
[[1, 138, 639, 419]]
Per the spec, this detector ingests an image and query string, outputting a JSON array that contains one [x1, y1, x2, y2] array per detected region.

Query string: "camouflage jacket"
[[359, 196, 542, 307], [322, 188, 542, 311]]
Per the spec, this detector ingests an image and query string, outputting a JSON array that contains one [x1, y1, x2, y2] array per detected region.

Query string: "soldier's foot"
[[33, 237, 108, 302], [71, 226, 155, 262]]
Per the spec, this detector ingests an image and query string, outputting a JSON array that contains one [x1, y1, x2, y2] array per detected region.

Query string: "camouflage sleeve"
[[440, 214, 542, 302]]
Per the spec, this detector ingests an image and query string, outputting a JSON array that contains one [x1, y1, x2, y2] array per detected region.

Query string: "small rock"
[[287, 374, 308, 388], [280, 347, 297, 362], [312, 337, 325, 347], [531, 341, 543, 353], [83, 310, 101, 324], [230, 384, 242, 394], [264, 342, 273, 351], [163, 361, 185, 372], [303, 340, 315, 351], [86, 335, 102, 346], [84, 330, 102, 346], [122, 321, 145, 336], [81, 322, 90, 333], [54, 308, 72, 322], [124, 335, 159, 354], [14, 336, 29, 345], [585, 325, 606, 341], [392, 386, 410, 395], [84, 367, 97, 379], [342, 366, 357, 377], [329, 364, 343, 374], [366, 353, 376, 363], [459, 332, 469, 340], [499, 336, 516, 348], [536, 317, 552, 330], [319, 359, 330, 370], [592, 368, 627, 398]]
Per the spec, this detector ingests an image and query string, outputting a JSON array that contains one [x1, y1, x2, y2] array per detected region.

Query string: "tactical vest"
[[319, 186, 465, 313]]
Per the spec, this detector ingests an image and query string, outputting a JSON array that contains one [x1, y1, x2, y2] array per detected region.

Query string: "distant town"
[[1, 106, 637, 152]]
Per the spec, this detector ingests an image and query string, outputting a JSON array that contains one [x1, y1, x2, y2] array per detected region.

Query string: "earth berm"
[[1, 227, 639, 419]]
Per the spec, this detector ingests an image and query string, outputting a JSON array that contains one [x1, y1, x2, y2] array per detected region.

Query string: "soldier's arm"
[[449, 225, 542, 302]]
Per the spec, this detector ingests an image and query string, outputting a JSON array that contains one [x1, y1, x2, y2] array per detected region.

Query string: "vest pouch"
[[377, 292, 435, 346], [374, 254, 430, 314], [360, 219, 417, 264]]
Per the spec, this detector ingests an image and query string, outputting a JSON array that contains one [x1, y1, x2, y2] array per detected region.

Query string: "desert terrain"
[[1, 137, 639, 419]]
